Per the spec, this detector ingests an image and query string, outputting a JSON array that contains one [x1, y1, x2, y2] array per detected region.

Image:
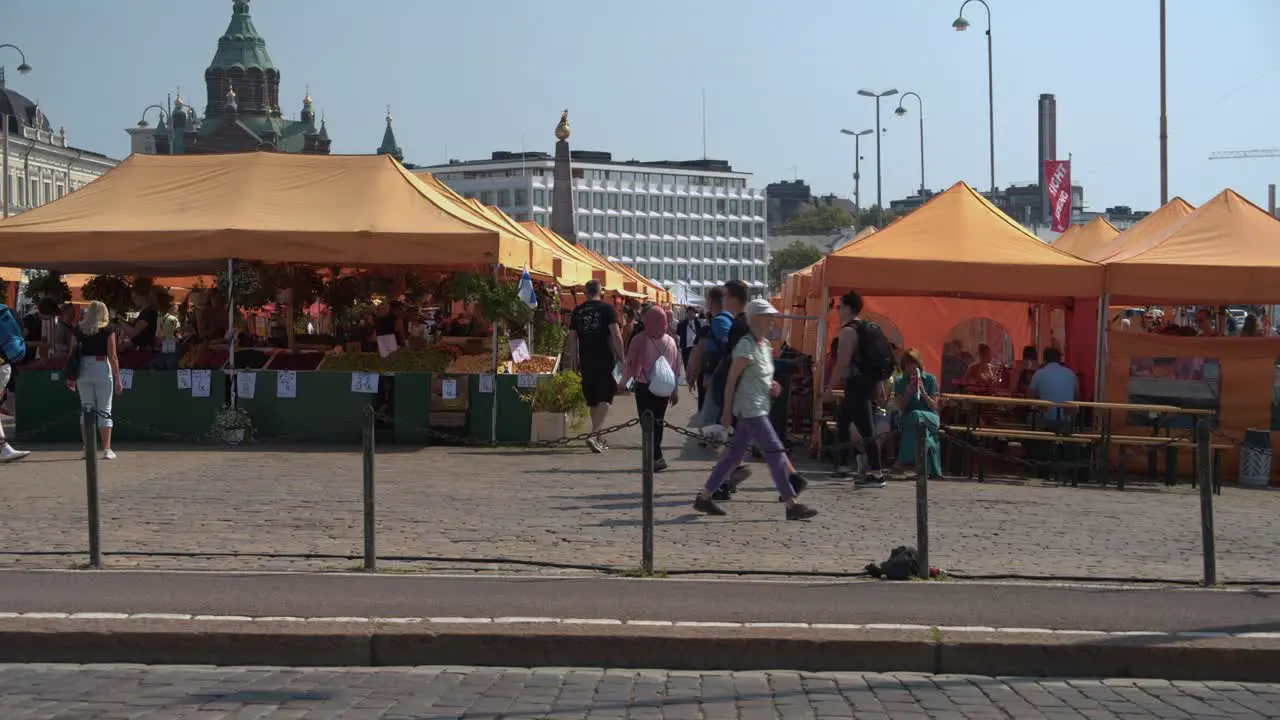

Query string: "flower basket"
[[524, 371, 587, 440], [211, 405, 254, 445]]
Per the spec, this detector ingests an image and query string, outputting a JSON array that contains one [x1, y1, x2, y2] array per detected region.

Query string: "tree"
[[768, 240, 824, 290], [854, 205, 903, 230], [780, 204, 854, 234]]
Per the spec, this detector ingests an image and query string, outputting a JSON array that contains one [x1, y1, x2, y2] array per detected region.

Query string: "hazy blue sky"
[[4, 1, 1278, 212]]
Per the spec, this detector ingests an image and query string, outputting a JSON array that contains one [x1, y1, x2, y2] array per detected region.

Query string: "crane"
[[1209, 149, 1280, 160]]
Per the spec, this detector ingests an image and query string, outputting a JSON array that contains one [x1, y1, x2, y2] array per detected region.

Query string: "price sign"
[[177, 369, 192, 389], [118, 369, 134, 391], [276, 370, 297, 399], [191, 370, 212, 398], [236, 372, 257, 400], [510, 338, 531, 364], [517, 373, 538, 388], [351, 372, 379, 394], [478, 373, 494, 394], [162, 339, 177, 354], [441, 378, 458, 400]]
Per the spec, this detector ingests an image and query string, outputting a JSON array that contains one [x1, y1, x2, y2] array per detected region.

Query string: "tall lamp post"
[[1158, 0, 1168, 205], [838, 128, 873, 215], [894, 92, 926, 198], [0, 43, 34, 219], [857, 88, 897, 229], [137, 104, 172, 155], [952, 0, 995, 194]]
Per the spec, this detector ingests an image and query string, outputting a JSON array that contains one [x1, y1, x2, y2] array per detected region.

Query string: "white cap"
[[746, 299, 779, 318]]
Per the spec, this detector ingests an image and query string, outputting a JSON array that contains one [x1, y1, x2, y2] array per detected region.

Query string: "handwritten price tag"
[[276, 370, 297, 399], [177, 369, 192, 389], [478, 374, 494, 394], [191, 370, 212, 398], [517, 373, 538, 388], [118, 369, 134, 390], [441, 378, 458, 400], [510, 338, 531, 364], [236, 371, 257, 400], [351, 372, 379, 394]]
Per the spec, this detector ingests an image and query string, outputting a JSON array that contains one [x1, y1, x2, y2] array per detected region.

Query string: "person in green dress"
[[894, 348, 943, 478]]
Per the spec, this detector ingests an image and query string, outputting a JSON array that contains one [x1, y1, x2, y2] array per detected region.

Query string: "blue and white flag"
[[517, 267, 538, 309]]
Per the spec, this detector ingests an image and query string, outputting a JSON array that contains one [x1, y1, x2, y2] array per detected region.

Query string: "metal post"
[[2, 112, 9, 219], [916, 110, 926, 197], [853, 134, 862, 215], [985, 24, 996, 194], [1196, 419, 1216, 586], [914, 419, 929, 579], [1158, 0, 1168, 205], [1268, 183, 1275, 217], [640, 409, 655, 575], [874, 97, 885, 229], [82, 407, 102, 569], [362, 407, 377, 571]]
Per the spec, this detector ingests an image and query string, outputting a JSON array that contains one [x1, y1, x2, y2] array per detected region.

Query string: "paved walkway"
[[2, 665, 1278, 718], [2, 407, 1278, 581]]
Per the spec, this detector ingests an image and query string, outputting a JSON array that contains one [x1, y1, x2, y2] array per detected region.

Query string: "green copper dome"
[[209, 0, 275, 71]]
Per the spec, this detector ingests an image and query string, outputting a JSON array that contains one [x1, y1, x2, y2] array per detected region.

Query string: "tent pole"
[[490, 264, 500, 445], [1093, 292, 1109, 403], [814, 282, 829, 445], [227, 258, 237, 410]]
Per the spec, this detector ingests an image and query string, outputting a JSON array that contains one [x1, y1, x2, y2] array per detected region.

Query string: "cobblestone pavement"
[[2, 406, 1278, 581], [3, 664, 1279, 719]]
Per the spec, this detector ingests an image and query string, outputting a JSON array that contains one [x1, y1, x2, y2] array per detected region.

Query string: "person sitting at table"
[[893, 348, 942, 478], [1012, 345, 1039, 396], [961, 343, 1000, 389], [1027, 347, 1078, 430]]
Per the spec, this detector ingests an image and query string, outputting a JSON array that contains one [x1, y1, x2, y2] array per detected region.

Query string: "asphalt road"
[[0, 570, 1276, 634]]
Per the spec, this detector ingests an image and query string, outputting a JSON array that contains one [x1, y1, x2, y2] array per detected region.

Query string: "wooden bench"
[[1075, 433, 1233, 492], [943, 426, 1095, 485]]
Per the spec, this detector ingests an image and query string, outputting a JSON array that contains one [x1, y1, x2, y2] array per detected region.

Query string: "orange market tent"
[[1052, 216, 1120, 259], [1104, 189, 1280, 304], [0, 153, 528, 274], [816, 181, 1103, 301], [1083, 197, 1195, 263]]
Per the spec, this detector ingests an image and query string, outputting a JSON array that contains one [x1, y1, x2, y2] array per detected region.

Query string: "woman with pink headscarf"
[[621, 305, 681, 471]]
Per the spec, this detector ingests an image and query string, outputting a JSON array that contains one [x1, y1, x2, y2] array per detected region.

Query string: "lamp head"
[[953, 16, 971, 31], [856, 89, 875, 98], [882, 89, 899, 97], [137, 119, 149, 128], [894, 106, 907, 117], [16, 63, 32, 74], [840, 128, 855, 135]]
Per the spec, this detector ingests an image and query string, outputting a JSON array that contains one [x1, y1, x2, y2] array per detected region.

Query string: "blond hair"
[[80, 300, 110, 334]]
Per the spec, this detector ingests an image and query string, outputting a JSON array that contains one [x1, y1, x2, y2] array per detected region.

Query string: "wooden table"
[[1065, 401, 1215, 487]]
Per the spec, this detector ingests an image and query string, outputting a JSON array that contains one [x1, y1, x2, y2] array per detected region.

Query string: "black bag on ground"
[[865, 545, 919, 580]]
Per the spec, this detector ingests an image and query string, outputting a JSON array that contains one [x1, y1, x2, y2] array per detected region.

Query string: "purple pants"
[[703, 415, 795, 499]]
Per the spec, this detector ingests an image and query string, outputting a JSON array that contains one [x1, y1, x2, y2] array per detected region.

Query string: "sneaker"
[[653, 457, 668, 473], [102, 449, 117, 461], [0, 445, 30, 463], [711, 486, 732, 501], [598, 437, 610, 451], [786, 504, 818, 521], [586, 437, 603, 453], [831, 467, 854, 479], [854, 475, 887, 489], [728, 465, 752, 491], [693, 496, 726, 516]]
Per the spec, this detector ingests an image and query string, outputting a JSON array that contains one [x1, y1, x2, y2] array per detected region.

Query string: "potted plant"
[[525, 370, 588, 442], [211, 405, 254, 445]]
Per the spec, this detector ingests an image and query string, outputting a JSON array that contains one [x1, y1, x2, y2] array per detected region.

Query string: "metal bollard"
[[82, 407, 102, 569], [1196, 419, 1216, 586], [640, 410, 655, 575], [362, 407, 377, 572], [914, 420, 929, 579]]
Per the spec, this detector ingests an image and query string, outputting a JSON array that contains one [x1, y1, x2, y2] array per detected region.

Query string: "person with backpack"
[[620, 305, 680, 471], [0, 302, 32, 462], [827, 290, 894, 488]]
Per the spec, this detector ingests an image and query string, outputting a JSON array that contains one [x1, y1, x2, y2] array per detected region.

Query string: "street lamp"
[[894, 92, 926, 198], [137, 104, 174, 155], [953, 0, 995, 194], [1, 43, 33, 219], [839, 128, 873, 215], [857, 88, 897, 229]]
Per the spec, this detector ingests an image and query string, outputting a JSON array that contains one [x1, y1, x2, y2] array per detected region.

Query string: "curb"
[[1, 620, 1278, 681]]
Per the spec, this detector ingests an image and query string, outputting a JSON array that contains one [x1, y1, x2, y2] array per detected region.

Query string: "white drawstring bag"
[[647, 339, 677, 397]]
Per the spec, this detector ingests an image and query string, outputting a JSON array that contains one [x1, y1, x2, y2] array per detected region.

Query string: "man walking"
[[677, 306, 700, 378], [827, 290, 894, 488], [567, 280, 625, 453]]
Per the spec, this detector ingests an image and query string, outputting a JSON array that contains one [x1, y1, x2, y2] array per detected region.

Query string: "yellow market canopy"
[[0, 152, 528, 274], [1082, 197, 1195, 263], [1052, 216, 1119, 259]]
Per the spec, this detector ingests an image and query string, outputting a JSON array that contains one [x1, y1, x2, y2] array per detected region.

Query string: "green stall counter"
[[236, 370, 375, 444], [466, 373, 536, 444], [390, 372, 432, 445], [15, 370, 83, 442]]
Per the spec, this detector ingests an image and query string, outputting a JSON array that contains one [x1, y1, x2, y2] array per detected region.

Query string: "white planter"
[[222, 428, 246, 445], [531, 412, 568, 443]]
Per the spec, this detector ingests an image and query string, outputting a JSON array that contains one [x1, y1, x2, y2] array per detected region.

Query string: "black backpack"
[[852, 320, 895, 382], [865, 545, 919, 581]]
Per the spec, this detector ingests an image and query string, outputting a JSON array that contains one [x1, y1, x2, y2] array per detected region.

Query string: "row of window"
[[574, 214, 766, 240], [573, 191, 763, 218], [583, 236, 767, 262], [5, 174, 70, 209], [443, 168, 750, 189], [616, 257, 767, 285]]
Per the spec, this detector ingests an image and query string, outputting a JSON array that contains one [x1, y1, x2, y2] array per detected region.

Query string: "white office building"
[[422, 150, 770, 300]]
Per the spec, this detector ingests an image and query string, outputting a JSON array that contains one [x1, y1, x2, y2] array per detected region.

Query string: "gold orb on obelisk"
[[555, 110, 570, 141]]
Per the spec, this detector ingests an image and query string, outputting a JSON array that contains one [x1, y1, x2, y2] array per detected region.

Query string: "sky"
[[3, 0, 1278, 213]]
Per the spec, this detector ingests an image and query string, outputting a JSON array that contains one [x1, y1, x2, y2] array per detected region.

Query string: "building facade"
[[424, 150, 769, 299], [1, 68, 119, 218]]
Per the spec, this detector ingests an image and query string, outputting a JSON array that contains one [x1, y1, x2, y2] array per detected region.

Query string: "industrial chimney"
[[1038, 93, 1057, 224]]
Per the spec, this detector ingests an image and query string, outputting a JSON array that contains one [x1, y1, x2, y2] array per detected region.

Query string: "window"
[[678, 265, 688, 280], [716, 199, 727, 214], [704, 242, 714, 257], [756, 245, 765, 260], [497, 190, 511, 206], [755, 222, 765, 237], [480, 190, 494, 205], [593, 216, 605, 233], [578, 214, 590, 232], [717, 244, 727, 259], [663, 196, 674, 212], [636, 217, 647, 234], [593, 192, 605, 210], [663, 219, 674, 235], [608, 193, 619, 210], [690, 198, 701, 214], [578, 191, 589, 209], [729, 243, 740, 259], [56, 185, 65, 199], [622, 239, 633, 256], [715, 221, 727, 236], [677, 241, 688, 257], [677, 219, 689, 235], [514, 189, 528, 206], [636, 195, 647, 212], [729, 199, 739, 215], [717, 266, 727, 281], [608, 238, 620, 256], [533, 189, 546, 207], [637, 240, 648, 256], [690, 264, 701, 281], [755, 200, 765, 216], [677, 197, 688, 213], [15, 178, 25, 207], [730, 266, 740, 281], [703, 220, 714, 235], [608, 217, 619, 233], [729, 222, 739, 236], [622, 194, 633, 211], [622, 217, 634, 234], [664, 265, 674, 281], [664, 241, 676, 257], [534, 212, 547, 225]]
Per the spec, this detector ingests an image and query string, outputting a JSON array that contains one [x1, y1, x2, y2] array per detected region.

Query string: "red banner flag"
[[1044, 159, 1072, 233]]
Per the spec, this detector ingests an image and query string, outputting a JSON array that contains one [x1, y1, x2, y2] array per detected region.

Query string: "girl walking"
[[621, 305, 680, 471], [67, 300, 122, 460], [693, 300, 816, 520]]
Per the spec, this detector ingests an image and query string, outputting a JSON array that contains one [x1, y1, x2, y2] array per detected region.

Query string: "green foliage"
[[526, 370, 588, 428], [442, 272, 533, 333], [781, 204, 854, 234], [768, 240, 824, 290], [534, 321, 567, 356], [80, 275, 136, 313], [215, 264, 324, 311], [23, 271, 71, 304]]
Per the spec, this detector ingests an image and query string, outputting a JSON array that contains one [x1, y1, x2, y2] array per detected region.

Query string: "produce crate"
[[264, 351, 325, 371], [112, 371, 227, 443], [236, 370, 374, 444]]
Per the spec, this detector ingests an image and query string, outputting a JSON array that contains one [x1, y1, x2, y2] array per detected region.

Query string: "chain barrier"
[[369, 409, 641, 449]]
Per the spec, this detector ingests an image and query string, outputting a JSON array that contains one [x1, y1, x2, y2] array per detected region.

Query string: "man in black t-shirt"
[[568, 280, 624, 453]]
